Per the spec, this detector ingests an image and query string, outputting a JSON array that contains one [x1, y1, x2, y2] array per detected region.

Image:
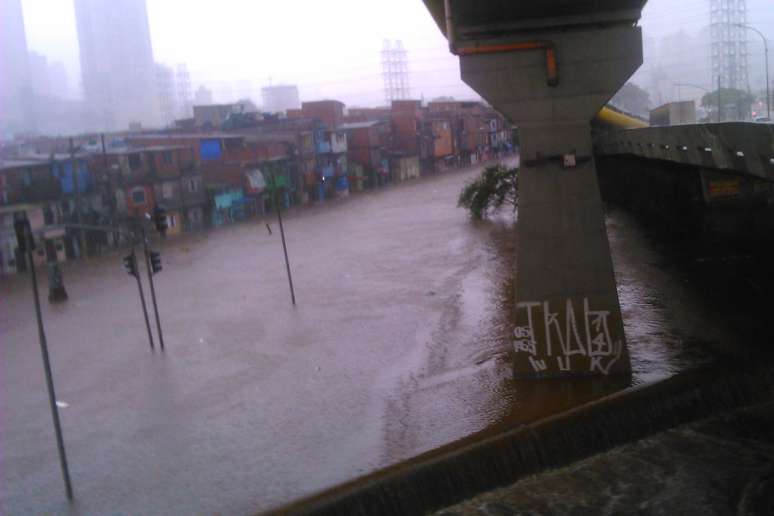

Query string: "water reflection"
[[385, 203, 746, 463]]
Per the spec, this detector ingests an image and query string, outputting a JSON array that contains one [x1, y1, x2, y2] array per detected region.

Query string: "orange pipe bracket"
[[455, 41, 559, 87]]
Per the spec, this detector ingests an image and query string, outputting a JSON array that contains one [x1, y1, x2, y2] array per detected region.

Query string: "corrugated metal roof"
[[0, 159, 49, 171], [338, 121, 385, 130], [104, 144, 191, 155], [130, 132, 245, 140], [14, 152, 92, 162]]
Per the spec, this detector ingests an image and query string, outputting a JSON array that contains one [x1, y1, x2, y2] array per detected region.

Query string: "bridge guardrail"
[[594, 122, 774, 182]]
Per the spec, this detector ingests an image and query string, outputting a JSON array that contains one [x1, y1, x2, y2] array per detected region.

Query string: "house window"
[[128, 154, 142, 170], [188, 178, 199, 193], [162, 151, 173, 165], [162, 182, 174, 199], [131, 189, 146, 204]]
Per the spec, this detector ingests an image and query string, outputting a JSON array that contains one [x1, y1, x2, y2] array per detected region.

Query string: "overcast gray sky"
[[20, 0, 774, 106]]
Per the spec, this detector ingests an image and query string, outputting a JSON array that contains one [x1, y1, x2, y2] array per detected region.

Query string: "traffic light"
[[149, 250, 162, 274], [153, 206, 168, 236], [123, 252, 137, 277]]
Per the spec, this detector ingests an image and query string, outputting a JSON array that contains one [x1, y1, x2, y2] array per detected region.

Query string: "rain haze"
[[18, 0, 774, 108], [3, 1, 774, 515]]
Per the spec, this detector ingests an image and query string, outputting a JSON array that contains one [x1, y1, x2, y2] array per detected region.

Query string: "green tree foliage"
[[457, 164, 518, 219], [701, 87, 755, 121], [610, 82, 651, 118]]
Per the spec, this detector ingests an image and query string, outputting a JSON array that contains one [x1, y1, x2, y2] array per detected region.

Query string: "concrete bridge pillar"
[[460, 25, 643, 377]]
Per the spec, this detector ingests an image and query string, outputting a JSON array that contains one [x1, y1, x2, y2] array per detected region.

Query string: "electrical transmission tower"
[[710, 0, 749, 92], [382, 39, 410, 103]]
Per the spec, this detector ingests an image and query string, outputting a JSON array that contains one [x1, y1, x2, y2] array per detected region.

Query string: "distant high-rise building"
[[175, 63, 193, 118], [0, 0, 34, 135], [155, 63, 177, 126], [27, 52, 70, 100], [74, 0, 159, 131], [710, 0, 749, 92], [261, 84, 300, 114], [48, 60, 69, 99], [194, 85, 214, 106], [382, 39, 410, 104], [28, 51, 51, 99]]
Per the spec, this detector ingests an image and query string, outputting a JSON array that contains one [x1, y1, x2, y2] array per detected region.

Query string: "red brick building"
[[300, 100, 345, 129]]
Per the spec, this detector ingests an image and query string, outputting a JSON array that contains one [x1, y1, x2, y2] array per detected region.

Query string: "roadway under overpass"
[[423, 0, 649, 378]]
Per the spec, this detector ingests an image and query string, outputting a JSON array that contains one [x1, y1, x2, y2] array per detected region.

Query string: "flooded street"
[[0, 160, 746, 514]]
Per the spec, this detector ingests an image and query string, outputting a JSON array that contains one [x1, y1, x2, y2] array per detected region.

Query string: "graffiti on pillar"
[[513, 298, 624, 375]]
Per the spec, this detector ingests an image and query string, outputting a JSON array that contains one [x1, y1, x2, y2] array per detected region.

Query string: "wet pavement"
[[0, 159, 750, 514]]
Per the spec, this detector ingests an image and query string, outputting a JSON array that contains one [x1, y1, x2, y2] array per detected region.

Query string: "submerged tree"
[[457, 164, 518, 219]]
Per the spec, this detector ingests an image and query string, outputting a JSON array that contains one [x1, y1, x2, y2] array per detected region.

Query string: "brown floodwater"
[[0, 159, 758, 515]]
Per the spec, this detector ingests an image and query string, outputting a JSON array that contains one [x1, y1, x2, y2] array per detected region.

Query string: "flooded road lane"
[[0, 160, 739, 514]]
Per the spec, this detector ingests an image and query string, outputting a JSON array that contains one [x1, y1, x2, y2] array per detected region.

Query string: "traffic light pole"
[[132, 248, 155, 351], [23, 226, 74, 500], [141, 227, 164, 351], [273, 185, 296, 306]]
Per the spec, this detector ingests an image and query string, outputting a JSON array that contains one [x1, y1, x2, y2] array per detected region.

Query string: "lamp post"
[[14, 214, 73, 500], [673, 83, 711, 120], [736, 23, 770, 120], [674, 82, 709, 103]]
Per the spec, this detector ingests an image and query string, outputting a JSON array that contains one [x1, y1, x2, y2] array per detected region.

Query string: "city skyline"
[[6, 0, 773, 123], [73, 0, 159, 130]]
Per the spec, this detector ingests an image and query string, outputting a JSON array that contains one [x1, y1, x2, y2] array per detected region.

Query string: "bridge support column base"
[[512, 125, 630, 377], [459, 25, 643, 378]]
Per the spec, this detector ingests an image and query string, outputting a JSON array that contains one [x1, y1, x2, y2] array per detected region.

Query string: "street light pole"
[[15, 216, 74, 500], [736, 23, 770, 120], [674, 83, 710, 94]]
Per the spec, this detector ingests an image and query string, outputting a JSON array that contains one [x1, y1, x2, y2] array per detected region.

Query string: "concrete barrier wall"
[[278, 362, 774, 516], [594, 123, 774, 181]]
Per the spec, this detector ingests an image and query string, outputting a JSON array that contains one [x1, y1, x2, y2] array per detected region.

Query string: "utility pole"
[[100, 134, 120, 247], [124, 247, 154, 351], [142, 227, 165, 350], [271, 173, 296, 306], [100, 134, 107, 162], [15, 215, 74, 500], [68, 138, 88, 258]]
